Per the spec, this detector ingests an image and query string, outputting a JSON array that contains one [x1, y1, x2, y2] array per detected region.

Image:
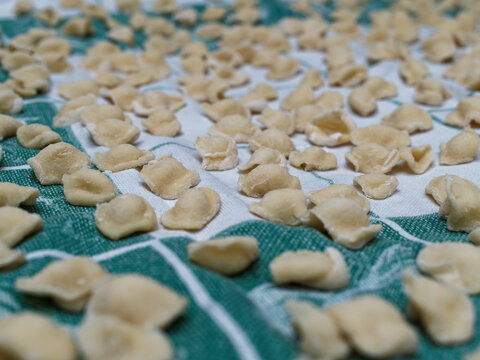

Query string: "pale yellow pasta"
[[381, 104, 432, 133], [195, 135, 238, 171], [15, 256, 106, 312], [263, 30, 291, 52], [187, 236, 258, 276], [88, 273, 187, 329], [328, 64, 368, 87], [422, 31, 456, 63], [300, 68, 324, 89], [14, 0, 33, 16], [58, 79, 99, 100], [366, 40, 411, 63], [0, 114, 23, 140], [266, 57, 300, 80], [304, 198, 381, 249], [399, 57, 429, 86], [202, 6, 226, 21], [293, 104, 325, 133], [289, 147, 337, 171], [62, 17, 94, 37], [160, 187, 220, 230], [123, 70, 156, 88], [305, 110, 356, 147], [346, 143, 400, 174], [35, 7, 61, 27], [256, 108, 295, 135], [238, 164, 301, 198], [196, 23, 225, 40], [80, 104, 127, 126], [354, 173, 399, 200], [103, 85, 140, 112], [181, 55, 207, 74], [238, 148, 286, 173], [95, 194, 157, 240], [362, 77, 397, 99], [0, 243, 25, 270], [445, 97, 480, 128], [285, 300, 350, 360], [250, 83, 277, 101], [332, 20, 360, 38], [231, 6, 259, 24], [132, 91, 185, 116], [16, 123, 61, 149], [280, 86, 315, 112], [28, 142, 90, 185], [0, 207, 42, 247], [86, 118, 140, 147], [212, 67, 249, 88], [53, 94, 96, 128], [250, 189, 308, 226], [469, 227, 480, 245], [239, 92, 268, 114], [439, 129, 480, 165], [35, 36, 71, 56], [0, 312, 76, 360], [108, 25, 135, 45], [248, 128, 295, 157], [208, 115, 260, 143], [140, 154, 199, 199], [348, 87, 377, 116], [141, 109, 181, 137], [110, 52, 140, 73], [1, 51, 35, 72], [307, 184, 370, 212], [328, 295, 418, 358], [95, 71, 123, 89], [414, 79, 452, 106], [251, 49, 278, 68], [63, 169, 117, 206], [425, 175, 476, 206], [0, 182, 39, 207], [271, 247, 350, 290], [417, 242, 480, 294], [324, 45, 353, 70], [202, 99, 250, 123], [78, 316, 173, 360], [0, 87, 23, 114], [399, 145, 434, 174], [93, 144, 154, 172], [403, 270, 474, 345], [10, 64, 50, 94], [37, 52, 72, 74], [350, 125, 411, 150]]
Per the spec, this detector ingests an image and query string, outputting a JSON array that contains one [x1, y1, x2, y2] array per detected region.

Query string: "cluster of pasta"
[[1, 0, 480, 358]]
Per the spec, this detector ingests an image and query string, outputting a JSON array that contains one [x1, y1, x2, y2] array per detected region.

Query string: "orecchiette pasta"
[[0, 87, 23, 114], [53, 95, 96, 128], [256, 108, 295, 135], [208, 115, 260, 143], [142, 109, 181, 137], [108, 26, 135, 45], [350, 125, 411, 150], [347, 87, 377, 116], [439, 129, 480, 165], [195, 135, 238, 171], [86, 118, 140, 147], [421, 31, 457, 63], [293, 104, 326, 133], [345, 143, 400, 174], [15, 256, 107, 312], [266, 57, 300, 80], [414, 79, 452, 106], [249, 128, 295, 157], [17, 123, 61, 149], [0, 243, 25, 270], [425, 175, 476, 206], [304, 198, 381, 249], [271, 247, 349, 290], [238, 148, 286, 173], [140, 154, 200, 199], [93, 144, 154, 172], [0, 182, 39, 207], [289, 147, 337, 171], [62, 17, 94, 37], [328, 64, 368, 88], [132, 91, 185, 116], [354, 173, 399, 200], [63, 169, 117, 206], [202, 99, 250, 123], [160, 188, 220, 230], [0, 206, 42, 247], [10, 64, 50, 94], [307, 184, 370, 212], [362, 77, 397, 99], [103, 85, 140, 112], [381, 104, 432, 133], [300, 69, 324, 89], [80, 104, 127, 126], [0, 115, 23, 140], [399, 57, 429, 86], [95, 194, 157, 240], [399, 145, 434, 174], [445, 97, 480, 128], [280, 86, 315, 112], [58, 79, 99, 100], [187, 236, 258, 276], [305, 110, 356, 147]]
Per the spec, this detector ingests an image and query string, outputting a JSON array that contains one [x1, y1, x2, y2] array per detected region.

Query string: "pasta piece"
[[88, 274, 187, 329], [316, 91, 344, 111], [202, 99, 250, 123], [78, 316, 173, 360], [80, 104, 127, 126], [280, 86, 315, 112], [293, 104, 325, 133], [17, 124, 61, 149], [53, 95, 96, 128], [305, 110, 356, 147], [350, 125, 411, 150], [0, 115, 23, 140], [187, 236, 258, 275], [0, 207, 42, 247], [95, 194, 157, 240], [366, 40, 411, 63], [140, 155, 199, 199], [328, 296, 418, 358], [381, 104, 432, 134], [399, 58, 429, 86], [250, 189, 307, 226], [445, 97, 480, 128], [354, 173, 399, 200], [212, 67, 249, 88], [285, 300, 350, 360], [414, 79, 452, 106], [304, 198, 381, 249], [95, 71, 123, 89], [208, 49, 242, 69], [289, 147, 337, 171], [249, 128, 295, 157], [58, 79, 99, 100], [267, 57, 300, 80], [422, 32, 456, 63], [63, 169, 117, 206], [86, 118, 140, 147], [417, 242, 480, 294], [195, 135, 238, 171], [328, 64, 368, 87], [425, 175, 476, 205], [439, 129, 480, 165], [35, 7, 61, 27], [208, 115, 260, 143], [142, 109, 181, 137], [104, 85, 140, 112], [308, 184, 370, 212], [37, 52, 72, 74], [0, 87, 23, 114], [1, 52, 35, 72], [403, 270, 474, 345], [250, 83, 277, 101], [28, 142, 90, 185], [161, 188, 220, 230], [196, 23, 225, 40], [300, 69, 324, 89], [239, 92, 268, 114], [256, 109, 295, 135], [0, 182, 39, 207], [93, 144, 154, 172], [362, 77, 397, 99], [271, 247, 349, 290], [0, 313, 76, 360], [399, 145, 434, 174], [348, 87, 377, 116], [15, 257, 106, 311], [62, 17, 94, 37], [238, 148, 286, 173], [238, 164, 301, 198], [132, 91, 185, 116], [181, 55, 207, 74], [251, 49, 278, 68], [14, 0, 33, 16], [202, 6, 226, 21], [346, 143, 400, 174], [110, 52, 140, 73], [0, 243, 25, 270], [10, 64, 50, 94], [108, 26, 135, 45]]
